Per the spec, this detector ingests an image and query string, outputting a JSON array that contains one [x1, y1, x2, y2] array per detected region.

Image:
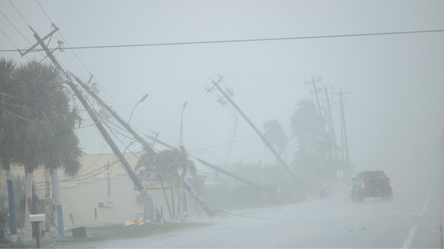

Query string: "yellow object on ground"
[[124, 217, 151, 227], [124, 219, 136, 226]]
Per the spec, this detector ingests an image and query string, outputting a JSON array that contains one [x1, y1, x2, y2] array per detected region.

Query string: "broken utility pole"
[[208, 76, 295, 179], [26, 27, 157, 223]]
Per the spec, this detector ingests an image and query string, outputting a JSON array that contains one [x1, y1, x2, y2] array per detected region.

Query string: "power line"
[[8, 0, 31, 27], [0, 98, 37, 109], [184, 106, 230, 142], [2, 29, 444, 53], [0, 28, 32, 60], [0, 90, 49, 107], [0, 105, 33, 122], [190, 136, 260, 155], [0, 10, 32, 45], [35, 0, 54, 24], [189, 133, 256, 153], [35, 0, 96, 78], [1, 3, 47, 60]]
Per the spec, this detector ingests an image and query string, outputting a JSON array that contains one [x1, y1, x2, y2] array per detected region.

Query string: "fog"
[[1, 1, 444, 247]]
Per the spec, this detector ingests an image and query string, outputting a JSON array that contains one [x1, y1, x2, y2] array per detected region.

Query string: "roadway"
[[60, 154, 444, 248]]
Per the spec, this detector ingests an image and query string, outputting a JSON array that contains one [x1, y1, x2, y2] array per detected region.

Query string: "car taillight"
[[389, 179, 392, 186], [361, 181, 365, 188]]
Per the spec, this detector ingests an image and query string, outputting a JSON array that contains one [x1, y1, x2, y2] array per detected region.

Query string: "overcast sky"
[[1, 0, 443, 172]]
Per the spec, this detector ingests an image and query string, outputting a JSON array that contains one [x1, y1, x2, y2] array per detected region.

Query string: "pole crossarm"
[[22, 27, 59, 57]]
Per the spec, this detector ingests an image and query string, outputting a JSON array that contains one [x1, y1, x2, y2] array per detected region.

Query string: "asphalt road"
[[61, 155, 444, 248]]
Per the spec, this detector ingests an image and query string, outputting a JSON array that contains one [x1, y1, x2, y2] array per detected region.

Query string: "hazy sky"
[[1, 0, 443, 171]]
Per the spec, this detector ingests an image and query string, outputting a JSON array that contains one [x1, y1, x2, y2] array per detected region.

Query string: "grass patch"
[[40, 222, 210, 247]]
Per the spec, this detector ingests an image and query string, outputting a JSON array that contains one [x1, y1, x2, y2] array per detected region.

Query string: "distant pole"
[[107, 162, 111, 199], [307, 76, 332, 163], [339, 91, 350, 164], [324, 86, 339, 160], [94, 208, 97, 225]]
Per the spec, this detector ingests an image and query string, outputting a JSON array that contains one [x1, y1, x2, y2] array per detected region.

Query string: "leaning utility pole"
[[70, 75, 216, 218], [306, 76, 333, 163], [25, 27, 157, 222], [324, 86, 339, 160], [339, 90, 350, 164], [209, 76, 295, 179]]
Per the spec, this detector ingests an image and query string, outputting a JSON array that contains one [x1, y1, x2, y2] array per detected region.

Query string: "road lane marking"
[[402, 226, 417, 249], [419, 189, 431, 217]]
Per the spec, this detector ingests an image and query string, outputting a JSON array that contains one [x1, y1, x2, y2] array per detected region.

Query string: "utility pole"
[[306, 76, 333, 164], [25, 27, 157, 223], [209, 76, 295, 179], [339, 90, 350, 164], [324, 86, 339, 160], [331, 90, 351, 164], [107, 162, 111, 199]]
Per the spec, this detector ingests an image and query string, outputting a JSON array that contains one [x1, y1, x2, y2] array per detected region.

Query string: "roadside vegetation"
[[0, 58, 83, 244]]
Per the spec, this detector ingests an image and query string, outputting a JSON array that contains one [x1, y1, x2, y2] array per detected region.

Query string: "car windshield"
[[361, 171, 386, 179]]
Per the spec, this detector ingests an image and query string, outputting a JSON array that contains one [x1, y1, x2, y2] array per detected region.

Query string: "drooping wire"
[[189, 133, 256, 152], [190, 136, 259, 155]]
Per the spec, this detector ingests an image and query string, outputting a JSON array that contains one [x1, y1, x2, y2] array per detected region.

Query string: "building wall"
[[34, 173, 178, 225], [0, 152, 205, 225]]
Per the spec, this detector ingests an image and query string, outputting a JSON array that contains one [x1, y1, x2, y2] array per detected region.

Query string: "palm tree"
[[0, 58, 20, 242], [41, 96, 83, 234], [263, 119, 289, 163], [3, 60, 83, 238], [136, 146, 196, 220], [290, 99, 330, 192]]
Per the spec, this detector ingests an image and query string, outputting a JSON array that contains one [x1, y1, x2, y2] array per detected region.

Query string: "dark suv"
[[351, 171, 393, 202]]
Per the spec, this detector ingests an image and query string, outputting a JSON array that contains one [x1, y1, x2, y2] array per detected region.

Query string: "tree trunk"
[[52, 168, 64, 236], [44, 168, 51, 231], [51, 169, 58, 234], [171, 184, 176, 220], [24, 167, 33, 240], [5, 167, 18, 242], [159, 178, 172, 219]]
